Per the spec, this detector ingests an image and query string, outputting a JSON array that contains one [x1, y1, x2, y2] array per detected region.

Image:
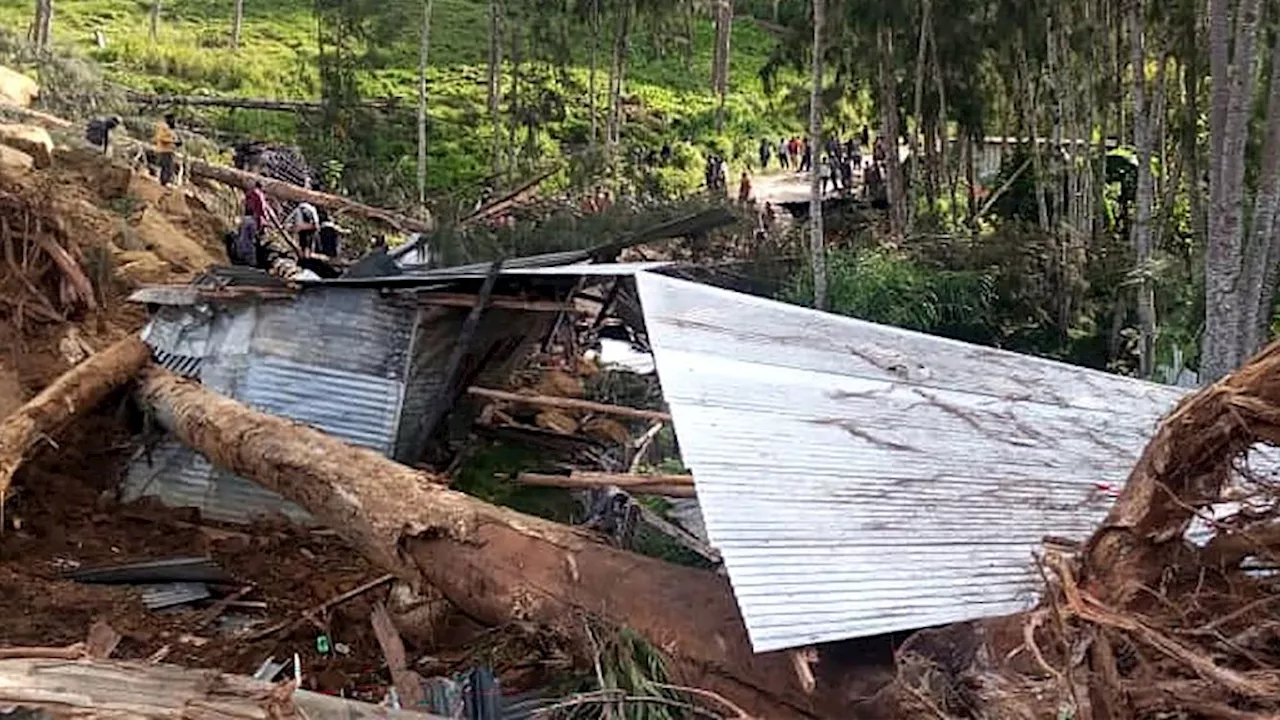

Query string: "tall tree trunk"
[[1018, 35, 1051, 234], [879, 27, 906, 237], [712, 0, 733, 132], [487, 0, 503, 174], [416, 0, 434, 210], [508, 22, 521, 174], [909, 0, 930, 225], [135, 367, 820, 720], [589, 0, 599, 147], [31, 0, 53, 51], [607, 1, 633, 152], [1241, 35, 1280, 355], [149, 0, 160, 41], [1184, 19, 1206, 252], [231, 0, 243, 49], [1129, 0, 1157, 379], [1204, 0, 1263, 380], [809, 0, 828, 311]]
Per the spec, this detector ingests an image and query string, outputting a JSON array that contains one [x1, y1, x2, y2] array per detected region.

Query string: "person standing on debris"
[[85, 116, 122, 155], [237, 181, 278, 268], [316, 208, 347, 259], [152, 113, 181, 187], [738, 170, 753, 204], [286, 201, 320, 256]]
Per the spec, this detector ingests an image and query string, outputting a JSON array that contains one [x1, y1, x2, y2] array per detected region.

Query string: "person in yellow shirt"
[[151, 113, 181, 187]]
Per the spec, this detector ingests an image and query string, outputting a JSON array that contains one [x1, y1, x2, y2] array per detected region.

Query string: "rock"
[[0, 144, 34, 171], [113, 250, 172, 286], [0, 124, 53, 168], [133, 207, 219, 273], [0, 66, 38, 108]]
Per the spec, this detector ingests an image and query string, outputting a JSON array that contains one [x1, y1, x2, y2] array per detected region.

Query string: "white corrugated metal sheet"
[[634, 272, 1186, 652]]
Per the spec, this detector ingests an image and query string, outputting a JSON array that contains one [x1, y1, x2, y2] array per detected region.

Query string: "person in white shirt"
[[285, 202, 320, 256]]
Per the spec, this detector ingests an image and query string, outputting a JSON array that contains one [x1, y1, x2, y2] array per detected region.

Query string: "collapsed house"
[[126, 245, 1214, 661]]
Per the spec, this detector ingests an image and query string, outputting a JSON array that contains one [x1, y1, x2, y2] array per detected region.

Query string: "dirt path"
[[751, 168, 859, 206]]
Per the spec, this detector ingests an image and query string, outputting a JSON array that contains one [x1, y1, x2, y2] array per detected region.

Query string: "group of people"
[[84, 112, 183, 187], [228, 182, 346, 271], [755, 126, 895, 198], [760, 136, 815, 173]]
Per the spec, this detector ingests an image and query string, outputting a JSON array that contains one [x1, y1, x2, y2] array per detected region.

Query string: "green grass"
[[0, 0, 806, 197]]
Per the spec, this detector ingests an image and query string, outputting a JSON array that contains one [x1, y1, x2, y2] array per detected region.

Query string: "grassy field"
[[0, 0, 809, 199]]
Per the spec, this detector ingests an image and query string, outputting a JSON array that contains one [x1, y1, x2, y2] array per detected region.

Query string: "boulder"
[[0, 125, 53, 168], [0, 66, 38, 108], [0, 144, 34, 172]]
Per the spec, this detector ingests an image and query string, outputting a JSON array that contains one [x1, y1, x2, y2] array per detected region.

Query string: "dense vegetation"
[[6, 0, 1280, 386], [0, 0, 812, 204]]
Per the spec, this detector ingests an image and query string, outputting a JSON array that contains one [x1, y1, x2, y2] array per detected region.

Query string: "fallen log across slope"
[[0, 335, 150, 504], [0, 102, 433, 234], [0, 655, 448, 720], [135, 366, 823, 719]]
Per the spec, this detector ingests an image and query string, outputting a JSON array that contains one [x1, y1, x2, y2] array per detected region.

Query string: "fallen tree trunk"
[[518, 471, 696, 498], [0, 656, 447, 720], [187, 161, 432, 234], [468, 386, 673, 422], [0, 335, 150, 504], [136, 366, 821, 719], [0, 102, 433, 234], [126, 92, 402, 112]]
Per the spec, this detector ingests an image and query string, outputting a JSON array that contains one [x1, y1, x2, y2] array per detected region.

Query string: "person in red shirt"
[[235, 182, 280, 268]]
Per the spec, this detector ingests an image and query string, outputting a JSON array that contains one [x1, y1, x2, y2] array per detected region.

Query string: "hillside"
[[0, 0, 808, 200]]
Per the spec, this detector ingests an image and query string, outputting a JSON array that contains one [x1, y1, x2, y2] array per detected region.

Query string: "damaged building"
[[128, 249, 1212, 660]]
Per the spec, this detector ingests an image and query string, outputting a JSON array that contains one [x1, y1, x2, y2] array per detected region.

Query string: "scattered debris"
[[68, 555, 231, 585], [468, 386, 672, 422], [516, 471, 695, 498]]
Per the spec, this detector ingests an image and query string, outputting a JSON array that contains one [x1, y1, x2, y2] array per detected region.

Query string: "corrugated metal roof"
[[634, 271, 1186, 652], [251, 287, 416, 378], [242, 355, 402, 454]]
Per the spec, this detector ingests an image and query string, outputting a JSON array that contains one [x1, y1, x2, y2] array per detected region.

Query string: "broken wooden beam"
[[517, 471, 695, 498], [468, 386, 672, 422], [0, 335, 150, 505], [0, 656, 448, 720], [135, 366, 819, 719], [419, 293, 575, 313]]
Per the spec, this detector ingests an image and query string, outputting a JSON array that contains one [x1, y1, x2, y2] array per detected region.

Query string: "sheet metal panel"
[[251, 287, 415, 378], [634, 272, 1186, 652], [122, 438, 314, 525], [242, 356, 402, 454]]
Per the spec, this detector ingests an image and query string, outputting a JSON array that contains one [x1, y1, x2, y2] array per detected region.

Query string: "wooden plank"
[[517, 471, 695, 498], [0, 656, 448, 720], [370, 603, 426, 710], [468, 387, 672, 422]]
